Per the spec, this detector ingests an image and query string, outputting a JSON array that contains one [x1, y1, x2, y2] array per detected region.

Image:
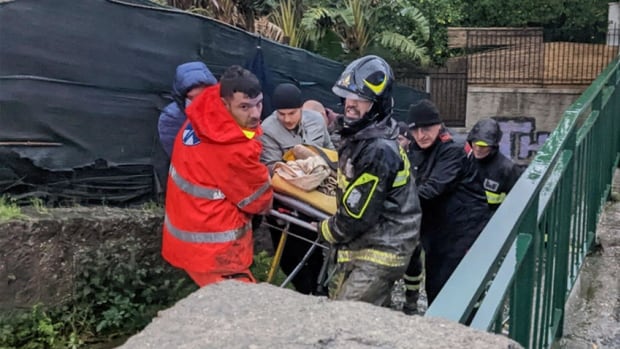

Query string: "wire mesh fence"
[[451, 26, 620, 86], [394, 26, 620, 127], [398, 72, 467, 127]]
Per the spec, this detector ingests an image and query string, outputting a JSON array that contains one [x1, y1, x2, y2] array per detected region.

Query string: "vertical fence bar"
[[531, 212, 547, 349], [511, 207, 538, 347], [542, 205, 556, 349], [554, 152, 574, 341]]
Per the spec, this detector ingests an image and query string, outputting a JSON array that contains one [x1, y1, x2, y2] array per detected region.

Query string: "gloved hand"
[[316, 219, 338, 245]]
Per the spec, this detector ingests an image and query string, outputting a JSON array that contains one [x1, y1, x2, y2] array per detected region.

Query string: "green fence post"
[[511, 208, 538, 347]]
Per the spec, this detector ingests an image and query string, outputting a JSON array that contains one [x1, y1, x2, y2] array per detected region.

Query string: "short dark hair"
[[220, 65, 262, 99]]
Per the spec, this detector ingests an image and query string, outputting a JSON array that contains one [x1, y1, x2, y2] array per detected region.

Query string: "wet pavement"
[[558, 169, 620, 349]]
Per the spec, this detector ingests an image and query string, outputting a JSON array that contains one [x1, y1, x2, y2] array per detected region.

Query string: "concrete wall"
[[466, 86, 583, 166], [119, 281, 523, 349]]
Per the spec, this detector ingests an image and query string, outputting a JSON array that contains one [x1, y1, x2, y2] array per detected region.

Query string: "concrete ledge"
[[120, 281, 522, 349]]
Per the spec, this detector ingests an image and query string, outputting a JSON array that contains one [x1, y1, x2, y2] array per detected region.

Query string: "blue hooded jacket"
[[158, 62, 217, 156]]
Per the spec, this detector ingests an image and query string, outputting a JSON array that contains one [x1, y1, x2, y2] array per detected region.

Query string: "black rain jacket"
[[409, 128, 490, 257], [318, 117, 422, 266]]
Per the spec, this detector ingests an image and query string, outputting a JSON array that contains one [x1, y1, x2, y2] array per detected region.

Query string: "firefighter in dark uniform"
[[466, 118, 523, 211], [403, 99, 491, 309], [316, 55, 422, 306]]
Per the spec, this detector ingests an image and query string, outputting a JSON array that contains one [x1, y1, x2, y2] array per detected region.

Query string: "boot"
[[402, 290, 420, 315]]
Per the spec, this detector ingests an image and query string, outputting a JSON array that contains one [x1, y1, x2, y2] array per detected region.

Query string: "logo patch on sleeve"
[[483, 178, 499, 192], [345, 188, 362, 209], [182, 123, 201, 146]]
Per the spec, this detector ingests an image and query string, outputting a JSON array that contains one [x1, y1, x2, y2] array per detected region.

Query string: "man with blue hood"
[[158, 61, 217, 157]]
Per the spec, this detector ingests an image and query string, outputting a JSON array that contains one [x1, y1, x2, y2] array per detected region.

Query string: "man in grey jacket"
[[260, 83, 334, 172], [260, 82, 334, 294]]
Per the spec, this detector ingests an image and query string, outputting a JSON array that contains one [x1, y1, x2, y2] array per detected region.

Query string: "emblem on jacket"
[[182, 123, 200, 146], [346, 188, 362, 208], [483, 178, 499, 192]]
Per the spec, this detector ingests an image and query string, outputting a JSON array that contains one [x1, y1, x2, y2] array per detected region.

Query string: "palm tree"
[[162, 0, 275, 33], [270, 0, 305, 46], [302, 0, 431, 63]]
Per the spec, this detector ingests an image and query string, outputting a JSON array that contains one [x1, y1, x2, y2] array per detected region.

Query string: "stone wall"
[[465, 86, 583, 165], [0, 206, 274, 310], [0, 206, 164, 309], [119, 281, 523, 349]]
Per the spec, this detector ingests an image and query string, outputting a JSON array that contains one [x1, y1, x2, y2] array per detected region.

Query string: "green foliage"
[[271, 0, 305, 47], [0, 242, 290, 348], [0, 237, 197, 348], [0, 195, 26, 222], [71, 237, 197, 335], [301, 0, 431, 63], [251, 250, 289, 286], [29, 197, 50, 215], [459, 0, 610, 42], [0, 305, 63, 349], [408, 0, 464, 64], [140, 200, 162, 213]]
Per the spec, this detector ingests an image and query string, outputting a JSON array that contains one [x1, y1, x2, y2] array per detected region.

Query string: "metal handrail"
[[426, 56, 620, 349]]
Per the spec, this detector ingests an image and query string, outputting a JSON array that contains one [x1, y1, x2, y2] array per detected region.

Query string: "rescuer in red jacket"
[[162, 65, 273, 287]]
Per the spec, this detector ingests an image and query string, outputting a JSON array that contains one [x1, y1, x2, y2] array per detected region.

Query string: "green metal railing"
[[425, 56, 620, 349]]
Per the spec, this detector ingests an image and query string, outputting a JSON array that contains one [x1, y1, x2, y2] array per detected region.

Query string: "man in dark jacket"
[[317, 55, 422, 306], [466, 118, 523, 211], [158, 61, 217, 157], [403, 99, 490, 309]]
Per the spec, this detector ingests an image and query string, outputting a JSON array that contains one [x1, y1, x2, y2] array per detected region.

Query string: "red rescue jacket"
[[162, 84, 272, 274]]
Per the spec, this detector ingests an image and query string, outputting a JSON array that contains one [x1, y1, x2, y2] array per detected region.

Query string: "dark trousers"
[[266, 215, 324, 295], [421, 233, 471, 306], [404, 244, 424, 292]]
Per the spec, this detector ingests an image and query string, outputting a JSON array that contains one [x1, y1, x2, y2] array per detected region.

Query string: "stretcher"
[[265, 146, 338, 291]]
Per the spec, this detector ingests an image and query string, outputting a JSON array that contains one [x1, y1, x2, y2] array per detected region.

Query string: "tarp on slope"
[[0, 0, 427, 204]]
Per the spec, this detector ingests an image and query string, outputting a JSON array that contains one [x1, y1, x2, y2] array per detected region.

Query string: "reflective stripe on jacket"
[[318, 117, 421, 267]]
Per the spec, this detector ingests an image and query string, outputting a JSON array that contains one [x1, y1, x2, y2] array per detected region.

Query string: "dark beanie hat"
[[272, 83, 303, 110], [408, 99, 442, 128]]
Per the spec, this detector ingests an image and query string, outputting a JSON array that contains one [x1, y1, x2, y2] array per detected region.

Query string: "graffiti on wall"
[[493, 117, 550, 165]]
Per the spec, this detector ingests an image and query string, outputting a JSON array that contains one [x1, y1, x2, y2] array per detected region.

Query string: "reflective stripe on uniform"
[[237, 179, 271, 209], [169, 165, 225, 200], [403, 273, 423, 291], [337, 249, 408, 267], [337, 169, 349, 190], [338, 149, 410, 193], [404, 273, 423, 282], [485, 190, 506, 204], [392, 147, 411, 187], [320, 220, 337, 243], [164, 215, 251, 243], [405, 283, 420, 291]]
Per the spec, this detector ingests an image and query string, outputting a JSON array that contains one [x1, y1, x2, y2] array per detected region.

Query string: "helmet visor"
[[332, 85, 372, 101]]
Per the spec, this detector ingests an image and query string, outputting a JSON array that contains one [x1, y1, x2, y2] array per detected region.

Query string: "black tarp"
[[0, 0, 427, 204]]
